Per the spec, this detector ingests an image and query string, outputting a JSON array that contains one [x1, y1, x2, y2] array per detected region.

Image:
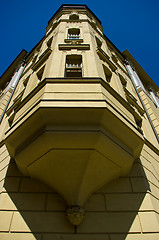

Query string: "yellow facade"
[[0, 4, 159, 240]]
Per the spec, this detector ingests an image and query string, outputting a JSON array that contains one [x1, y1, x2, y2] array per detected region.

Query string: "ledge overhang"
[[5, 78, 144, 208], [59, 44, 90, 50]]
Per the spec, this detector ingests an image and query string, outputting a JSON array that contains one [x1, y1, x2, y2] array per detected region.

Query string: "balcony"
[[5, 78, 144, 224], [68, 34, 80, 39], [64, 28, 83, 45]]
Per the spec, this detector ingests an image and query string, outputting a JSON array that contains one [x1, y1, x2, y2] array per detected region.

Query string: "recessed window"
[[103, 65, 112, 83], [68, 28, 80, 39], [69, 14, 79, 20], [65, 55, 82, 77], [8, 113, 15, 127], [95, 36, 102, 48], [47, 37, 53, 48], [23, 75, 30, 88], [37, 65, 45, 84], [135, 117, 142, 130], [119, 74, 127, 87]]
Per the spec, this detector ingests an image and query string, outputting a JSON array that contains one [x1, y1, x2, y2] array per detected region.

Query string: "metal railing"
[[68, 34, 80, 39], [66, 63, 82, 68]]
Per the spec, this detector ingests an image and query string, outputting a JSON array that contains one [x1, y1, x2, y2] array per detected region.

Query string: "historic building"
[[0, 4, 159, 240]]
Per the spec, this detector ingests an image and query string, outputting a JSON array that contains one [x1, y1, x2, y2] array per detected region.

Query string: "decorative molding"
[[64, 38, 83, 44], [96, 47, 117, 71], [124, 87, 145, 116], [66, 206, 85, 225], [59, 44, 90, 50], [6, 78, 144, 136], [32, 48, 52, 71], [6, 89, 25, 116]]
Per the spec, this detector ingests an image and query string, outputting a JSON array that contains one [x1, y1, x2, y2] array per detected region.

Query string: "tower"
[[0, 4, 159, 239]]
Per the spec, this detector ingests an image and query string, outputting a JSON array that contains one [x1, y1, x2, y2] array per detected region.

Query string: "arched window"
[[69, 14, 79, 20], [65, 55, 82, 77]]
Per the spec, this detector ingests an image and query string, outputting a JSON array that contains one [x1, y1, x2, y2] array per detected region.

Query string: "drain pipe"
[[0, 61, 26, 124], [125, 63, 146, 91], [125, 61, 159, 143]]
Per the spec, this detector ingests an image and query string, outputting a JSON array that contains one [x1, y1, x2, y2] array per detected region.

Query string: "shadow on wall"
[[2, 158, 150, 239]]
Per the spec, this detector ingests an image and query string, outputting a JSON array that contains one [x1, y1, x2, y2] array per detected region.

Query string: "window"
[[69, 14, 79, 20], [68, 28, 80, 39], [103, 65, 112, 83], [37, 65, 45, 84], [47, 37, 53, 48], [119, 73, 127, 88], [65, 55, 82, 77], [23, 75, 30, 88], [135, 117, 142, 131], [95, 36, 102, 48]]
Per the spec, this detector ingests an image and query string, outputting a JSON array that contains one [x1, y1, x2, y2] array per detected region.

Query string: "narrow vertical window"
[[103, 65, 112, 83], [47, 37, 53, 48], [23, 75, 30, 88], [95, 36, 102, 48], [37, 65, 45, 84], [65, 55, 82, 77], [119, 73, 127, 88]]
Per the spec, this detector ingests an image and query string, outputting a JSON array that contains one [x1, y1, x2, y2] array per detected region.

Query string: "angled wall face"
[[0, 4, 159, 239]]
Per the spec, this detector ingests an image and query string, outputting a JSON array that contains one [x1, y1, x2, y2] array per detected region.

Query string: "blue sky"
[[0, 0, 159, 86]]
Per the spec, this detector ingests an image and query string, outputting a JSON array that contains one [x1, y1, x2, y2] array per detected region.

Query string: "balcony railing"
[[66, 63, 82, 68], [68, 34, 80, 39], [65, 63, 82, 77]]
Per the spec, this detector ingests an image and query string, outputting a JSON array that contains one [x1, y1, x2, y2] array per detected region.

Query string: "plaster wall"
[[0, 5, 158, 240]]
